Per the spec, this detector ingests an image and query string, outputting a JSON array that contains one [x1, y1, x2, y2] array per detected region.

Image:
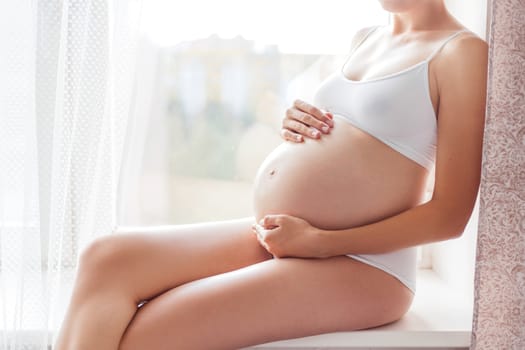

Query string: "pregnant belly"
[[252, 115, 429, 231]]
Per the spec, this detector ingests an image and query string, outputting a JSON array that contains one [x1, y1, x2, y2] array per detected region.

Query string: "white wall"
[[431, 196, 479, 299], [445, 0, 488, 39]]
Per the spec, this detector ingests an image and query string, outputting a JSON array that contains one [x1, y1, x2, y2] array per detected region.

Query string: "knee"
[[78, 234, 120, 271], [76, 233, 130, 289]]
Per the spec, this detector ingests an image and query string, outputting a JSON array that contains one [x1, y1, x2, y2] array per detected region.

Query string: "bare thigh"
[[119, 256, 414, 350], [92, 217, 272, 303]]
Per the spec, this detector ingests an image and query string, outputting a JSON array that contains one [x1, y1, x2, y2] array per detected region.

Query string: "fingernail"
[[321, 125, 329, 133], [325, 112, 333, 120], [295, 134, 302, 141], [311, 129, 320, 137]]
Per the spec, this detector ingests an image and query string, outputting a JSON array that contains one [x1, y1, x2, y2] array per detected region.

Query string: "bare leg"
[[118, 256, 414, 350], [54, 217, 273, 350]]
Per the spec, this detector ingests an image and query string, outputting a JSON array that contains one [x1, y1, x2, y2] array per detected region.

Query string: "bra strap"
[[348, 25, 381, 56], [426, 29, 470, 62]]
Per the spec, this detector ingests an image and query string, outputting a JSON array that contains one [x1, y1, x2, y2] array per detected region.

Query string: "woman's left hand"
[[251, 214, 325, 259]]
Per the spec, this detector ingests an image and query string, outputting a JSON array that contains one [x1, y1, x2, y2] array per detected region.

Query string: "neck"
[[389, 1, 450, 34]]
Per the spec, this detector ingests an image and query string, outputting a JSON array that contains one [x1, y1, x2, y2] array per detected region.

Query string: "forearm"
[[316, 199, 468, 257]]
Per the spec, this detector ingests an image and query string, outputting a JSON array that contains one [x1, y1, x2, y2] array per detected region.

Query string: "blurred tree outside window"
[[118, 1, 388, 225]]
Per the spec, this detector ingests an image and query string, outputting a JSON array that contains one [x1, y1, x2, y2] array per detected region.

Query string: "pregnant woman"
[[55, 0, 488, 349]]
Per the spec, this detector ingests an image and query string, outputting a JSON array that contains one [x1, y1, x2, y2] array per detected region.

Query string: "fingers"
[[280, 128, 303, 143], [260, 214, 284, 228], [293, 99, 333, 126], [281, 99, 334, 142], [251, 223, 274, 255], [252, 216, 293, 258], [251, 215, 281, 240], [252, 223, 266, 238], [282, 119, 321, 140], [286, 103, 333, 133], [287, 108, 332, 134]]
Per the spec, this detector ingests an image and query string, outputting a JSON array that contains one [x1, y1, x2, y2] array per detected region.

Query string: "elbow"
[[449, 203, 478, 239], [432, 201, 474, 240], [435, 217, 466, 241], [445, 222, 467, 239]]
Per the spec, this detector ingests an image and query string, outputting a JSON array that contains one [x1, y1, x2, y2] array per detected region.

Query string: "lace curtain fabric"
[[0, 0, 143, 348], [472, 0, 525, 348]]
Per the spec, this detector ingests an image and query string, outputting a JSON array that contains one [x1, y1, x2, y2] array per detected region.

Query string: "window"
[[118, 1, 388, 226]]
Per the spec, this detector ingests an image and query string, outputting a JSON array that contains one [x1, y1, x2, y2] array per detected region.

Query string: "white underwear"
[[346, 247, 417, 293]]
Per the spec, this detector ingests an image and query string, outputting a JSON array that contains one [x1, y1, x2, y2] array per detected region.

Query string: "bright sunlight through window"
[[142, 0, 387, 54], [119, 1, 388, 226]]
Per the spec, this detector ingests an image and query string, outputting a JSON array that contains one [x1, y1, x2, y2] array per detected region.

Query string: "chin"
[[378, 0, 421, 13]]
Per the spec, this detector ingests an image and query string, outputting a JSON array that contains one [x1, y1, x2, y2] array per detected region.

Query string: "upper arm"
[[431, 35, 489, 235]]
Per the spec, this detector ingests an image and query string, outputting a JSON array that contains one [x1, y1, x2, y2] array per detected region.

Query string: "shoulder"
[[443, 31, 487, 62], [435, 31, 488, 85], [353, 26, 378, 40], [348, 26, 380, 51]]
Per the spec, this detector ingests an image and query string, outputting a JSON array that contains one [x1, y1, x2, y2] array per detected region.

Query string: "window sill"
[[245, 269, 472, 349]]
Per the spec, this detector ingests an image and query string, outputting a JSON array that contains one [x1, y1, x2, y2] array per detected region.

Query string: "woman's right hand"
[[281, 99, 334, 142]]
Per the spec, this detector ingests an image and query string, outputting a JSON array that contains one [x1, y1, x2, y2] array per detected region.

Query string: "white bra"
[[313, 26, 469, 170]]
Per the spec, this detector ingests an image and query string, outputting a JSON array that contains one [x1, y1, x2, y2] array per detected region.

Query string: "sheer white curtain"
[[0, 0, 143, 348]]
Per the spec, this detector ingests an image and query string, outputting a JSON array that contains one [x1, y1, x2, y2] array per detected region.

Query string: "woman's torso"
[[252, 26, 468, 230]]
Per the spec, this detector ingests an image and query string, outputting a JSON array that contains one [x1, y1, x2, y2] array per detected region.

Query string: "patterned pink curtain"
[[471, 0, 525, 349]]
